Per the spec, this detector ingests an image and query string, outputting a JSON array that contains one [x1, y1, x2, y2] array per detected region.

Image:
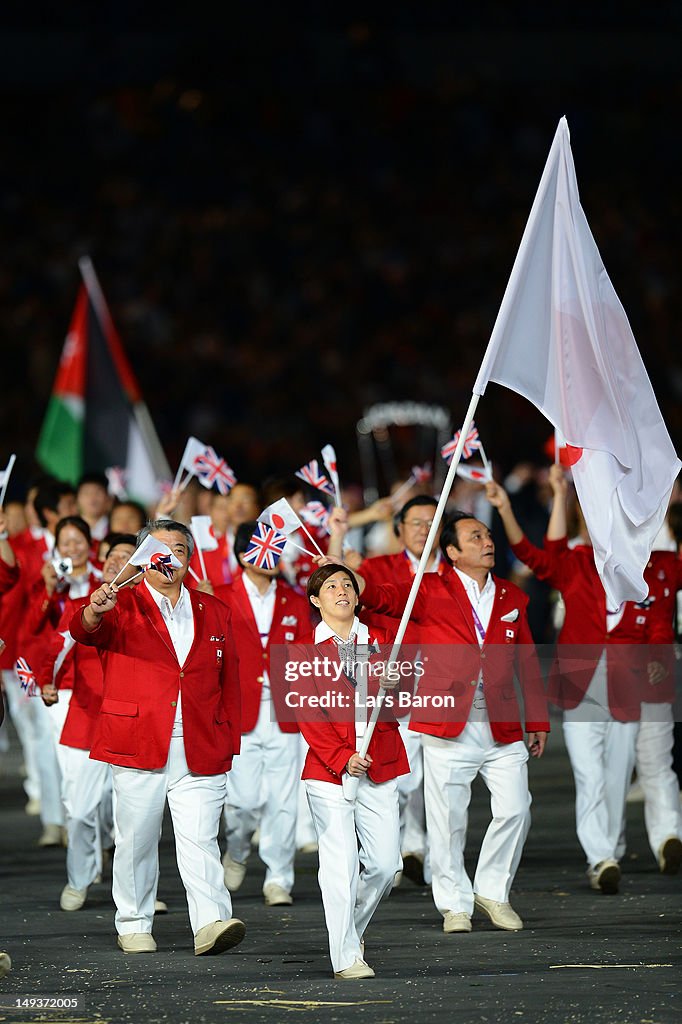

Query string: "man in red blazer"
[[70, 519, 245, 957], [354, 512, 549, 934], [213, 521, 312, 907]]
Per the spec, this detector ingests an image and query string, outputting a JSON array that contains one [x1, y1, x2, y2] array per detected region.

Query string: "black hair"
[[101, 532, 138, 557], [34, 480, 76, 527], [77, 472, 109, 492], [55, 515, 92, 548], [394, 494, 438, 537], [137, 519, 194, 559], [307, 563, 360, 604], [233, 521, 259, 564], [439, 510, 479, 565]]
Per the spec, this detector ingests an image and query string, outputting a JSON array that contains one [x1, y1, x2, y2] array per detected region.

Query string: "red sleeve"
[[515, 611, 550, 733], [25, 580, 63, 635], [510, 534, 569, 589], [361, 577, 425, 621], [0, 559, 19, 595], [69, 604, 117, 649]]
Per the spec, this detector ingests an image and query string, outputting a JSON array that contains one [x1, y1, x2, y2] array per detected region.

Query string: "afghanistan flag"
[[36, 257, 170, 504]]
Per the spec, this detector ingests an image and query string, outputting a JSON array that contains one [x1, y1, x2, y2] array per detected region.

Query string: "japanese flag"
[[258, 498, 304, 537], [190, 515, 219, 552]]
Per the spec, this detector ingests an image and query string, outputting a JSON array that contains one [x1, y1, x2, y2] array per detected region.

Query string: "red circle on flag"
[[559, 445, 583, 467], [271, 513, 285, 530]]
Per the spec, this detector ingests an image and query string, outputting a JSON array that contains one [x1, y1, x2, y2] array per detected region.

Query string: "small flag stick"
[[117, 568, 147, 588], [296, 522, 324, 557], [478, 443, 491, 475], [188, 565, 202, 583], [190, 529, 208, 581], [0, 454, 17, 508], [390, 473, 416, 506]]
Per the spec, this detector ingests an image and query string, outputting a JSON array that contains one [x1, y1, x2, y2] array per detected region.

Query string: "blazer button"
[[257, 675, 264, 683], [180, 671, 185, 678], [171, 701, 177, 707], [470, 680, 477, 686], [480, 652, 486, 660]]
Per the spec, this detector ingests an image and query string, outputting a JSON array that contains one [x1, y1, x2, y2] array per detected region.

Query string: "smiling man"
[[343, 510, 549, 935], [70, 519, 245, 957]]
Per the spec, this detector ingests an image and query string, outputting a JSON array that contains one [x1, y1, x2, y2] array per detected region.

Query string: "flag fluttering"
[[295, 460, 336, 498], [321, 444, 342, 506], [441, 424, 480, 464], [473, 116, 681, 607], [36, 258, 170, 505], [190, 515, 219, 552], [16, 658, 38, 697], [299, 500, 331, 533], [242, 522, 288, 570], [193, 446, 237, 495], [456, 464, 493, 484], [105, 466, 128, 500]]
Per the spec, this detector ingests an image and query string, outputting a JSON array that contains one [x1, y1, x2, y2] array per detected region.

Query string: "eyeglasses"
[[403, 519, 434, 530]]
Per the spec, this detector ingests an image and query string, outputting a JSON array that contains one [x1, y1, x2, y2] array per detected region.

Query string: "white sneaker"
[[38, 824, 63, 847], [263, 883, 293, 906], [222, 852, 247, 892], [0, 952, 12, 979], [334, 958, 375, 980], [443, 910, 472, 933], [474, 895, 523, 930], [60, 885, 87, 911]]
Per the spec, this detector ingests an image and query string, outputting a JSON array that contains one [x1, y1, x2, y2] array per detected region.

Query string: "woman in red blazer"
[[289, 563, 408, 980]]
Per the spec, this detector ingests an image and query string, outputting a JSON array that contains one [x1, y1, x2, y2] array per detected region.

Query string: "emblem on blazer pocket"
[[282, 615, 298, 626]]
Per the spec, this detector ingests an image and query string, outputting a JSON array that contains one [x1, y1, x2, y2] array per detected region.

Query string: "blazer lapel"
[[234, 576, 262, 645], [442, 570, 479, 643], [183, 590, 206, 669], [136, 585, 178, 663]]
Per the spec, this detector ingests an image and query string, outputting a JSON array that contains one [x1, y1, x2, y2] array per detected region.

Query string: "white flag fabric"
[[128, 536, 182, 569], [474, 117, 681, 607], [321, 444, 342, 505], [190, 515, 219, 552], [258, 498, 304, 537], [456, 464, 493, 484], [173, 436, 208, 489]]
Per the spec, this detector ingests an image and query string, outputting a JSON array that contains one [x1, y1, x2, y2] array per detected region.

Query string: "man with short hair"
[[70, 519, 245, 956], [77, 472, 112, 543], [350, 512, 549, 933]]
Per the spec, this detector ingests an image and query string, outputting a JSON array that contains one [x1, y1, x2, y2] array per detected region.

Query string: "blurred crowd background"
[[1, 8, 681, 503]]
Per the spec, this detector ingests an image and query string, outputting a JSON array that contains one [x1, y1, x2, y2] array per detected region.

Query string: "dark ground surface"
[[0, 714, 680, 1024]]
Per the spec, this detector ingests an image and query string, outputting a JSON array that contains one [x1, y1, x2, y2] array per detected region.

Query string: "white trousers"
[[59, 745, 112, 891], [295, 735, 317, 848], [636, 703, 682, 858], [112, 736, 232, 936], [423, 723, 531, 917], [398, 722, 428, 861], [2, 669, 40, 801], [562, 717, 638, 868], [225, 698, 300, 892], [306, 776, 401, 973]]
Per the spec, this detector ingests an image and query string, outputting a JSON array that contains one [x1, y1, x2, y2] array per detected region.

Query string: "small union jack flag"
[[299, 500, 330, 532], [193, 447, 237, 495], [149, 552, 176, 579], [16, 658, 38, 697], [242, 523, 288, 570], [441, 424, 480, 464], [295, 460, 336, 497], [411, 462, 432, 483]]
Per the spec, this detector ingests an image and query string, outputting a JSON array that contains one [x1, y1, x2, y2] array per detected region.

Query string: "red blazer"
[[361, 571, 549, 743], [69, 585, 241, 775], [41, 592, 104, 750], [359, 551, 444, 642], [0, 531, 49, 670], [214, 576, 312, 734], [188, 532, 238, 588], [289, 626, 410, 786], [510, 535, 679, 720], [0, 557, 18, 596]]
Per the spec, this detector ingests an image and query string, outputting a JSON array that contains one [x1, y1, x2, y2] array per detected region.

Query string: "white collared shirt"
[[454, 567, 496, 720], [314, 616, 371, 738], [243, 574, 277, 695], [453, 567, 496, 647], [405, 548, 442, 574], [145, 581, 195, 737]]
